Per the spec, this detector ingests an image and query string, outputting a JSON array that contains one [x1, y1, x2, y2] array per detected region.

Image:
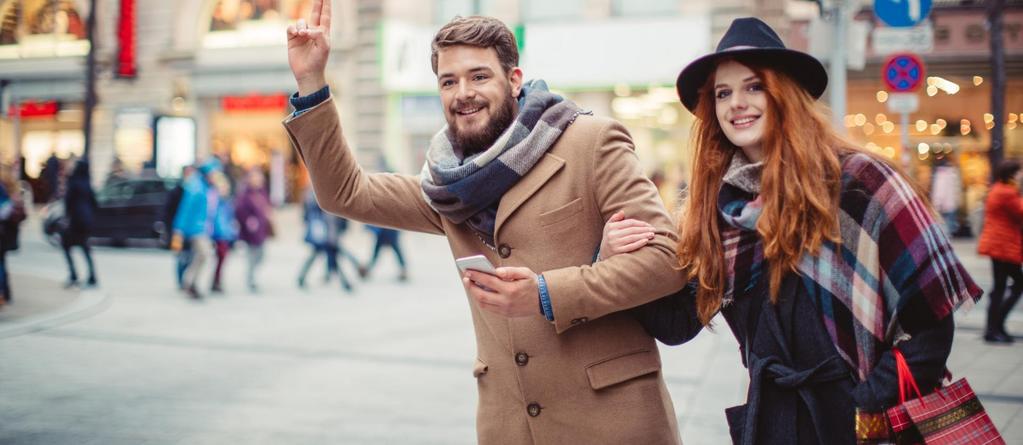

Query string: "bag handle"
[[893, 347, 924, 405]]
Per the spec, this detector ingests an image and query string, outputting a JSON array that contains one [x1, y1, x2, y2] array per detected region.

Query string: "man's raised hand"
[[287, 0, 332, 96]]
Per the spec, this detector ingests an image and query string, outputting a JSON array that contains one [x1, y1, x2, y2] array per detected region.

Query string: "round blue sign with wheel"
[[874, 0, 933, 28]]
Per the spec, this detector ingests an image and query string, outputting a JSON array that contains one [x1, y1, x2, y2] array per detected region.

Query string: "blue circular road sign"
[[874, 0, 933, 28], [883, 53, 926, 92]]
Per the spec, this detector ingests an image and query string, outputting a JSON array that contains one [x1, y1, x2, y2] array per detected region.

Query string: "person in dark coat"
[[362, 225, 408, 282], [43, 152, 60, 201], [234, 169, 273, 292], [600, 18, 981, 444], [297, 188, 353, 292], [61, 159, 98, 287]]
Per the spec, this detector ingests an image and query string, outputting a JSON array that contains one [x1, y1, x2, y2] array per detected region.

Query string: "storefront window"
[[205, 0, 311, 47], [611, 0, 677, 17], [521, 0, 582, 22], [0, 0, 88, 57], [436, 0, 494, 23]]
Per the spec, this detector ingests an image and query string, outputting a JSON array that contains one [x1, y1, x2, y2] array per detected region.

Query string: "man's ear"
[[508, 67, 524, 97]]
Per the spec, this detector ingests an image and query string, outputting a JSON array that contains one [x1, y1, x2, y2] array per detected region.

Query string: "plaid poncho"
[[720, 152, 981, 381]]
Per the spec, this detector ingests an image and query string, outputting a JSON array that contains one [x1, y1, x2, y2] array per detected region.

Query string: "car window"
[[135, 180, 167, 195], [97, 182, 134, 203]]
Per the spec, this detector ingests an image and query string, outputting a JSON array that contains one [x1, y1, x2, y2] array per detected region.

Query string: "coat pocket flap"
[[585, 349, 660, 390], [538, 198, 583, 227], [473, 358, 488, 378]]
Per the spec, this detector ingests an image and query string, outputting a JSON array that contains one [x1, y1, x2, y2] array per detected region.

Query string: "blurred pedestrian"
[[931, 159, 962, 235], [297, 188, 353, 292], [43, 152, 59, 201], [61, 160, 98, 288], [616, 17, 981, 443], [171, 159, 222, 299], [978, 160, 1023, 343], [209, 172, 237, 294], [0, 162, 25, 305], [165, 165, 196, 289], [234, 169, 273, 292], [362, 225, 407, 282], [0, 170, 25, 308]]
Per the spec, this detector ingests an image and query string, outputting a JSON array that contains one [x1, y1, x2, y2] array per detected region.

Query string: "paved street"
[[2, 206, 1022, 444]]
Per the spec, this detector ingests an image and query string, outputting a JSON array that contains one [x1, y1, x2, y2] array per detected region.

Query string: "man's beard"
[[448, 91, 517, 157]]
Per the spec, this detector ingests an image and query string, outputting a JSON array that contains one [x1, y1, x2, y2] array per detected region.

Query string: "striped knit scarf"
[[420, 79, 587, 247], [719, 152, 982, 380]]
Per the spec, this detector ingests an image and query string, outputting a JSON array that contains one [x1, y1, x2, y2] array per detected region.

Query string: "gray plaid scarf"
[[420, 79, 588, 247]]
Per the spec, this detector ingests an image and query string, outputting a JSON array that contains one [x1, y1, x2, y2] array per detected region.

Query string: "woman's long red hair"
[[677, 59, 859, 325]]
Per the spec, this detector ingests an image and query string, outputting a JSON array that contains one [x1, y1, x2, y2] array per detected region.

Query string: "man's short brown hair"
[[431, 16, 519, 74]]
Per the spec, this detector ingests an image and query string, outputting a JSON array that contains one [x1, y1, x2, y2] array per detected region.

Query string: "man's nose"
[[456, 80, 475, 100]]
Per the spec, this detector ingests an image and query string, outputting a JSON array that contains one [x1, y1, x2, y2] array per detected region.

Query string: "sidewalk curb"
[[0, 288, 111, 339]]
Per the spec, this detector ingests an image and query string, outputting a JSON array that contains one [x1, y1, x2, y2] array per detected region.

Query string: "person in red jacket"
[[978, 160, 1023, 343]]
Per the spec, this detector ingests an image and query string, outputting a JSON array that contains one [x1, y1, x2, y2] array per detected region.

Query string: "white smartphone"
[[455, 254, 498, 275]]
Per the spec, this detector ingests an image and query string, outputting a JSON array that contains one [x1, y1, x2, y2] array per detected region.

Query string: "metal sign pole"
[[830, 0, 849, 134], [901, 111, 912, 174]]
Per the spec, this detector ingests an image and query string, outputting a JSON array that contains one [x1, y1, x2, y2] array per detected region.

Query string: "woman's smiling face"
[[713, 60, 768, 161]]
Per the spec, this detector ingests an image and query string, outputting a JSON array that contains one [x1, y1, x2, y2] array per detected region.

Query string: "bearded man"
[[285, 2, 686, 443]]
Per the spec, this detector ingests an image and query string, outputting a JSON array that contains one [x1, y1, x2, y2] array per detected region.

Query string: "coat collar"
[[493, 153, 566, 238]]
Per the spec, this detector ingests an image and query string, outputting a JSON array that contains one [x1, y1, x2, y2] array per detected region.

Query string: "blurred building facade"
[[0, 0, 368, 202], [0, 0, 1018, 217], [788, 0, 1023, 227]]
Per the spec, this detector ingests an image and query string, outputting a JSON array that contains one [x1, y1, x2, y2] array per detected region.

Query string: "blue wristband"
[[538, 274, 554, 321]]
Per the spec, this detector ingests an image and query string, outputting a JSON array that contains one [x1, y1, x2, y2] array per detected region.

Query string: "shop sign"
[[221, 94, 288, 112], [873, 24, 933, 55], [117, 0, 137, 78], [887, 93, 919, 113], [882, 53, 926, 92], [8, 101, 59, 118], [874, 0, 932, 28]]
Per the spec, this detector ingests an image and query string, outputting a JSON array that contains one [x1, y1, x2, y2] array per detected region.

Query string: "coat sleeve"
[[851, 315, 954, 411], [283, 97, 445, 235], [629, 280, 703, 345], [541, 119, 688, 333]]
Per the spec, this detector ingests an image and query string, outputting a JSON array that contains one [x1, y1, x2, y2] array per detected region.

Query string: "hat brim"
[[675, 48, 828, 112]]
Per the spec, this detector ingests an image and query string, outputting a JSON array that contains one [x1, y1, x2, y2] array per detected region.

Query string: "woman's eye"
[[748, 82, 764, 92], [715, 90, 730, 100]]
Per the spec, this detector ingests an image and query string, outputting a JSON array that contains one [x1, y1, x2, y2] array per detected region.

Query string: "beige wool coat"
[[284, 98, 687, 444]]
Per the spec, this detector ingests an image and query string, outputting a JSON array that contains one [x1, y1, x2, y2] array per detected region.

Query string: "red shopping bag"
[[885, 348, 1005, 445]]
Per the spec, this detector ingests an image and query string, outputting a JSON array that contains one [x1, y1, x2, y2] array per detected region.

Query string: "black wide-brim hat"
[[676, 17, 828, 112]]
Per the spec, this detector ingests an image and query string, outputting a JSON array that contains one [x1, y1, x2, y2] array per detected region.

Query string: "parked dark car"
[[43, 178, 176, 247]]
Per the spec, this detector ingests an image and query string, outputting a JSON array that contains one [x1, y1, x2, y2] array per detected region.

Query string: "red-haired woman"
[[601, 18, 981, 444]]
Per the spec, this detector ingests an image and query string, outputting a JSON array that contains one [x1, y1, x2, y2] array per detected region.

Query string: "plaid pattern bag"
[[886, 349, 1005, 444]]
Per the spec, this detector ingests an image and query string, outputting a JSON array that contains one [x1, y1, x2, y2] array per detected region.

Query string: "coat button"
[[527, 402, 541, 417], [498, 244, 512, 258], [515, 352, 529, 366]]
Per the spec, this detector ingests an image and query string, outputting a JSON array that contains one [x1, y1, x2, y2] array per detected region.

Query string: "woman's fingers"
[[618, 238, 650, 253], [611, 226, 656, 238]]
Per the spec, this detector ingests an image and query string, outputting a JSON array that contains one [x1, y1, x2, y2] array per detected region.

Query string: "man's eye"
[[441, 80, 454, 88], [473, 74, 488, 81]]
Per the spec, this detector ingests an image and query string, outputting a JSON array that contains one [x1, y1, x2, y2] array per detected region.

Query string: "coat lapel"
[[494, 153, 565, 238]]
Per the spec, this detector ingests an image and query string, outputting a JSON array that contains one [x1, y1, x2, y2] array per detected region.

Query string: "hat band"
[[721, 45, 759, 52]]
